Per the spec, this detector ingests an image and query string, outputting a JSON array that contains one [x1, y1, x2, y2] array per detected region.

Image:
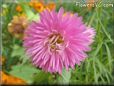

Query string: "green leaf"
[[32, 13, 40, 21], [93, 61, 98, 83], [9, 64, 39, 84], [11, 45, 29, 64], [33, 71, 50, 84], [105, 43, 112, 66], [93, 42, 103, 57], [11, 45, 24, 57], [58, 68, 71, 84], [98, 18, 113, 43], [20, 54, 29, 64]]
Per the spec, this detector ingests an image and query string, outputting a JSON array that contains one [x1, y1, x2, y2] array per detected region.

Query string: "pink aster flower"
[[23, 8, 96, 74]]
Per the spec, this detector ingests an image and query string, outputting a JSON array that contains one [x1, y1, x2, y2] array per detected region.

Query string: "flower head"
[[8, 15, 28, 39], [29, 1, 56, 12], [29, 1, 44, 12], [16, 5, 22, 12], [24, 8, 96, 74], [45, 2, 56, 11]]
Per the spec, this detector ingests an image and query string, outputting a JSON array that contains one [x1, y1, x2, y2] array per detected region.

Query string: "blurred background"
[[1, 0, 114, 85]]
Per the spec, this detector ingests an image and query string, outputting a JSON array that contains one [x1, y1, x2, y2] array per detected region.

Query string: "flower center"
[[48, 33, 64, 51]]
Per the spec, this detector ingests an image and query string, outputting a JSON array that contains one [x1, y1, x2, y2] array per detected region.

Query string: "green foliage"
[[11, 44, 29, 64], [58, 69, 71, 84], [10, 64, 39, 84], [33, 71, 51, 84], [2, 0, 114, 85]]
